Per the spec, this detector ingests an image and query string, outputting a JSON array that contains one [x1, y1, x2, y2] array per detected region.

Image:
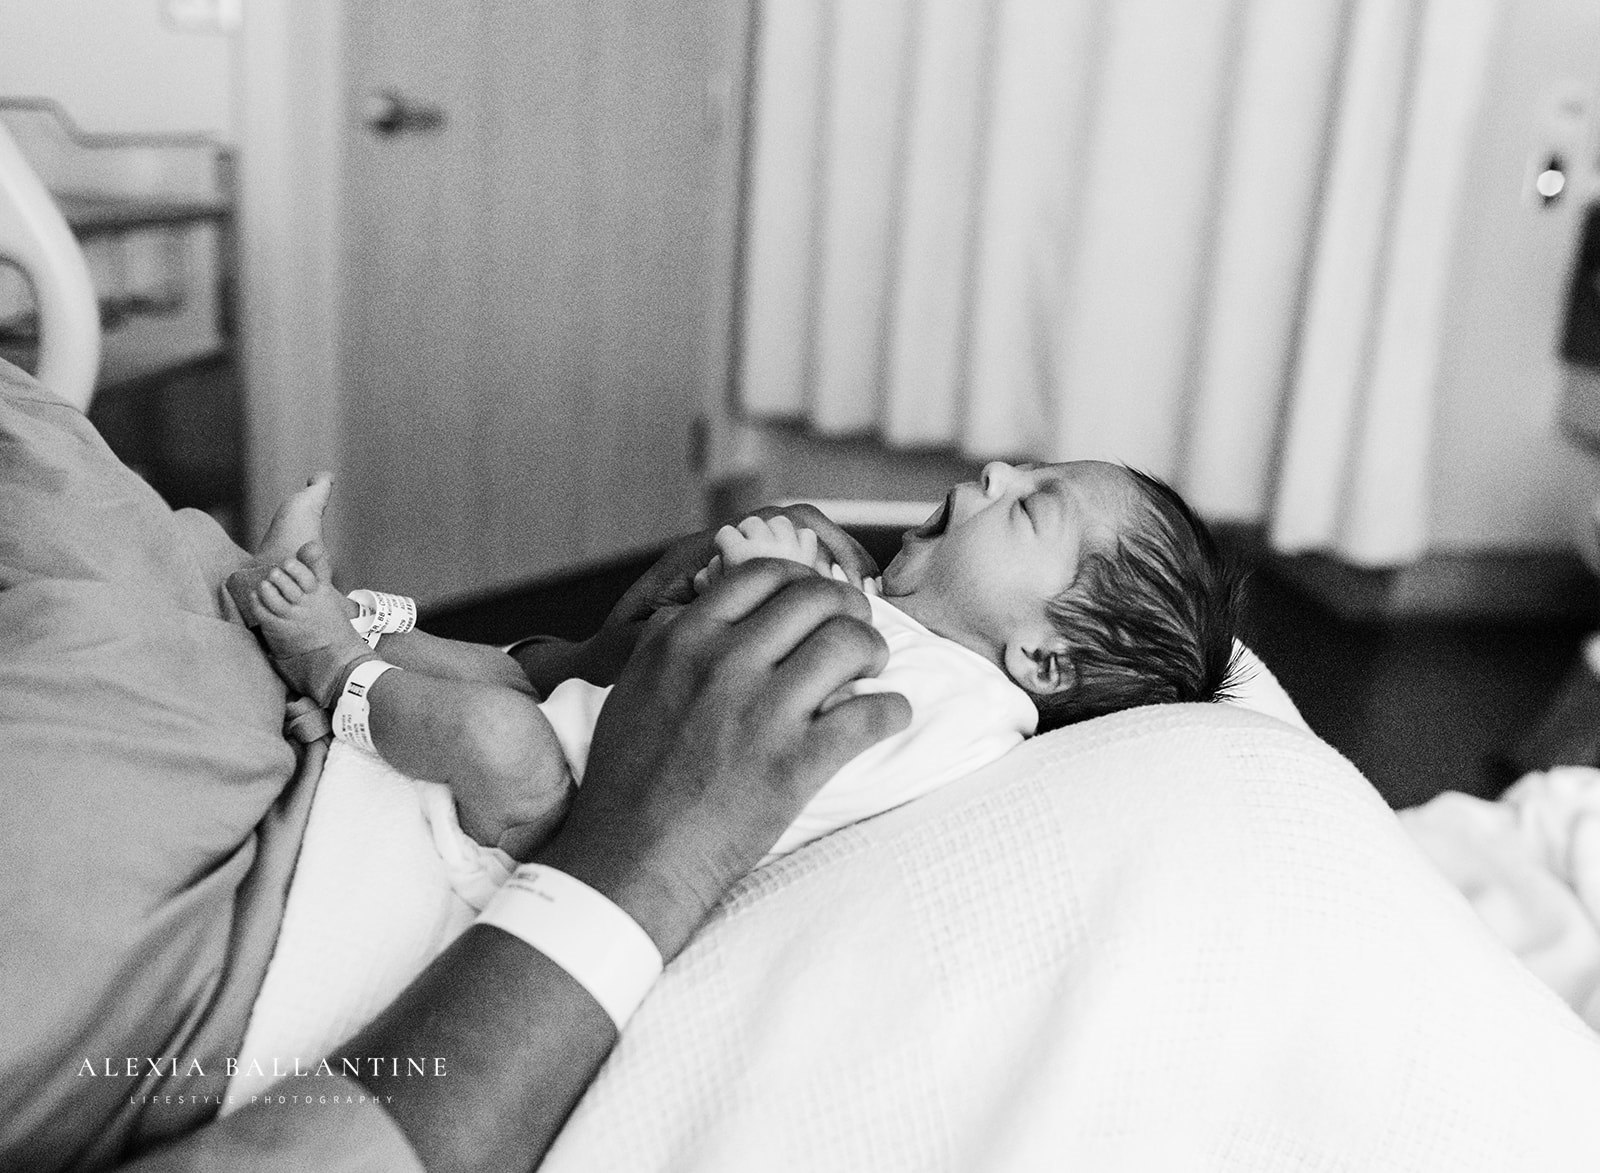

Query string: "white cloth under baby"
[[226, 744, 481, 1106], [1400, 766, 1600, 1030]]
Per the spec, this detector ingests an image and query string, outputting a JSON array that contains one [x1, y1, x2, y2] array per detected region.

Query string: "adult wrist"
[[531, 835, 712, 964], [477, 864, 664, 1029]]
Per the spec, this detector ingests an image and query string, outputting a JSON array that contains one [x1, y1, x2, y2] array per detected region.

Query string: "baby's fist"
[[693, 514, 840, 594], [718, 515, 831, 574]]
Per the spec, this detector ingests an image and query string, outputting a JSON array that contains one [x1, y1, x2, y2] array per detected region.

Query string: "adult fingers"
[[605, 529, 719, 626], [675, 558, 858, 643], [697, 568, 874, 683], [762, 611, 890, 719], [700, 579, 875, 704], [793, 690, 913, 784], [795, 527, 819, 568]]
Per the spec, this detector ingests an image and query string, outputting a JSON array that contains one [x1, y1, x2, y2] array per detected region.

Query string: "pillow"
[[0, 365, 307, 1170]]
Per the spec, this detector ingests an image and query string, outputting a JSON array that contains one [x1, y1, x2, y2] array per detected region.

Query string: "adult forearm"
[[340, 926, 617, 1173], [340, 814, 713, 1172]]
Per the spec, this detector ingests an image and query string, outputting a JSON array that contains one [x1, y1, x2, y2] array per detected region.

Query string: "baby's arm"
[[694, 514, 842, 594]]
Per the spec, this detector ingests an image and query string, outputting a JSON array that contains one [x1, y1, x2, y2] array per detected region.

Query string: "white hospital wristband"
[[331, 659, 400, 754], [477, 864, 664, 1030], [348, 588, 418, 649]]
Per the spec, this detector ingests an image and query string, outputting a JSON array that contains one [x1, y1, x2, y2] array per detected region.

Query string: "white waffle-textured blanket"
[[543, 704, 1600, 1172]]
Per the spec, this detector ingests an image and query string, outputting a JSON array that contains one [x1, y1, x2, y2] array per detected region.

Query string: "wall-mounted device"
[[1526, 82, 1596, 210]]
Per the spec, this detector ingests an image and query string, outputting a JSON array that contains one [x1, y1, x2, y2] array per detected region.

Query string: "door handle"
[[364, 89, 447, 137]]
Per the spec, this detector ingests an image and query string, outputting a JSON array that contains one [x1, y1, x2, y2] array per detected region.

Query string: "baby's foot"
[[227, 474, 348, 624], [251, 541, 374, 707], [258, 473, 333, 566]]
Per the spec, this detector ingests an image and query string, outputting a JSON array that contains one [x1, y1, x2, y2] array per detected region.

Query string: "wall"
[[1427, 0, 1600, 553], [233, 0, 344, 546], [0, 1, 235, 139]]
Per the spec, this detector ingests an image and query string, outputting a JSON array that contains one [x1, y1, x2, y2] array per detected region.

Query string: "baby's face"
[[881, 460, 1142, 689]]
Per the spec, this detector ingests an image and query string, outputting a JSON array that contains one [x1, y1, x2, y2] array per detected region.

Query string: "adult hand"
[[540, 558, 911, 958]]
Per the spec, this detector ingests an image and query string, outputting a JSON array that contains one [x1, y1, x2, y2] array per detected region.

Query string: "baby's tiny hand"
[[694, 514, 843, 594], [720, 515, 833, 571]]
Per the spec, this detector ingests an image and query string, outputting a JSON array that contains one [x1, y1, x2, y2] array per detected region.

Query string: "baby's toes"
[[279, 557, 317, 594], [267, 566, 307, 605], [254, 579, 293, 617]]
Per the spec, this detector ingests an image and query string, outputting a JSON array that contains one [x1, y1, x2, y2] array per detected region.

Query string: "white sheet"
[[226, 745, 477, 1105], [543, 704, 1600, 1171], [1401, 766, 1600, 1030]]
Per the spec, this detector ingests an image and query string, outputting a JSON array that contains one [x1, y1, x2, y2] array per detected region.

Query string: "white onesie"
[[537, 593, 1036, 865], [227, 591, 1035, 1101]]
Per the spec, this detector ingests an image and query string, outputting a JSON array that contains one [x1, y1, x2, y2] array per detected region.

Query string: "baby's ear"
[[1005, 637, 1074, 696]]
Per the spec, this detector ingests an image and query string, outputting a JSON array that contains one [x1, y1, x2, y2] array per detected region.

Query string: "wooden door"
[[339, 0, 733, 606]]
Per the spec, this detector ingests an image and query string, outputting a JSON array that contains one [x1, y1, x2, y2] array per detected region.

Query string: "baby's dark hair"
[[1031, 469, 1244, 733]]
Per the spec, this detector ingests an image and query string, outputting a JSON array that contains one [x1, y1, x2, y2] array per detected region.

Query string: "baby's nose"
[[980, 461, 1018, 497]]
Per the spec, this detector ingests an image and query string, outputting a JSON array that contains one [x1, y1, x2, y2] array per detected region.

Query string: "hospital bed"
[[5, 123, 1600, 1171]]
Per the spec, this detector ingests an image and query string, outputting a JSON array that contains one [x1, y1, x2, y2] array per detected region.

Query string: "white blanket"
[[542, 704, 1600, 1171], [1401, 767, 1600, 1030]]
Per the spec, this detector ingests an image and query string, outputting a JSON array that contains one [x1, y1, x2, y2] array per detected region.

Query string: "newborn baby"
[[241, 460, 1242, 882], [226, 460, 1242, 1095]]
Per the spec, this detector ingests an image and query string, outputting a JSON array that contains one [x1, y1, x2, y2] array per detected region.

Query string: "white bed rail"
[[0, 120, 99, 411]]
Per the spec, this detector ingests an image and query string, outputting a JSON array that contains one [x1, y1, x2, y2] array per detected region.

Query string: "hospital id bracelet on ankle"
[[476, 863, 665, 1031], [348, 589, 417, 648], [332, 659, 400, 754]]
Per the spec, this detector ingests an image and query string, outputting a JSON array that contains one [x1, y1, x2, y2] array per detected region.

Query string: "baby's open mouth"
[[912, 492, 953, 539]]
